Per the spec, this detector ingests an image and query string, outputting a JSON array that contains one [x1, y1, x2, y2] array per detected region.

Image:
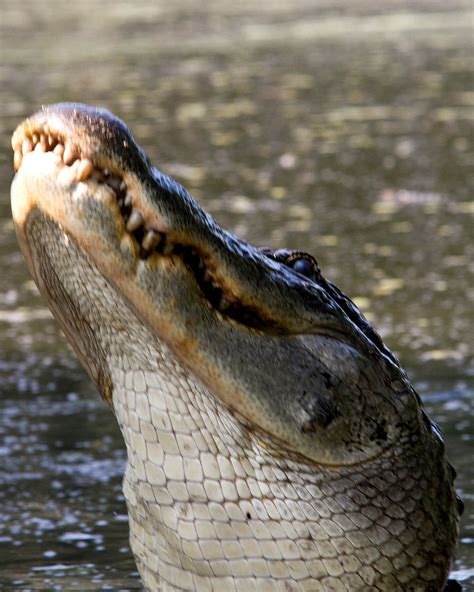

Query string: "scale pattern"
[[31, 217, 456, 592], [113, 362, 451, 592]]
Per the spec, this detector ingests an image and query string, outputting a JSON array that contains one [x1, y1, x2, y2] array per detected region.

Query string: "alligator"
[[11, 104, 461, 592]]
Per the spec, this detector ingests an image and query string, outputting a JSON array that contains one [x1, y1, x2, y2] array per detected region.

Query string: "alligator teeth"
[[76, 158, 94, 182], [142, 229, 163, 251], [54, 143, 65, 157], [13, 123, 255, 324], [22, 138, 33, 154], [59, 160, 80, 184], [105, 175, 123, 192], [126, 210, 144, 232], [63, 142, 76, 165], [40, 134, 49, 151]]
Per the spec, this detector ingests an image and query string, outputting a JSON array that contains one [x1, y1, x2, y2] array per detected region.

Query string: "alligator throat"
[[11, 103, 460, 592]]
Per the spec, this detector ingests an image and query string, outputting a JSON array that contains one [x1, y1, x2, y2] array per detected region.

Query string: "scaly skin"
[[11, 104, 460, 591]]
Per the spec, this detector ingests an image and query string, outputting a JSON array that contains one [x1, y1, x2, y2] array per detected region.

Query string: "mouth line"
[[13, 126, 299, 334]]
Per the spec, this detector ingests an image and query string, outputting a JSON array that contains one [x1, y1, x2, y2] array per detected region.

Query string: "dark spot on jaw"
[[369, 420, 388, 442], [301, 395, 337, 432], [246, 512, 251, 520], [321, 371, 333, 389], [301, 411, 335, 432], [375, 422, 387, 441]]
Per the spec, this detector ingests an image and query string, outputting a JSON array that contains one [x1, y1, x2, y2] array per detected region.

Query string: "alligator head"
[[11, 104, 459, 591]]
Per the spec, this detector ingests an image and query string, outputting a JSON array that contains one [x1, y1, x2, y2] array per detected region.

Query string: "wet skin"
[[11, 104, 460, 591]]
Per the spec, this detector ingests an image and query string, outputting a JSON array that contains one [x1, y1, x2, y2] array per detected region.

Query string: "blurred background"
[[0, 1, 472, 589]]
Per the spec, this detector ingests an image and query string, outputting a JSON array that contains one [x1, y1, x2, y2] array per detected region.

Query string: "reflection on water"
[[0, 360, 140, 590], [0, 0, 472, 589]]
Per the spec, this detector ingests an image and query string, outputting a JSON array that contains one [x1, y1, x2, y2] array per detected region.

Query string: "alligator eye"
[[291, 258, 315, 278], [287, 253, 320, 281], [272, 249, 320, 281]]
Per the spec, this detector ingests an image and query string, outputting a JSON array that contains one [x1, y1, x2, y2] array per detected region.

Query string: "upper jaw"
[[11, 103, 388, 354], [12, 102, 150, 178]]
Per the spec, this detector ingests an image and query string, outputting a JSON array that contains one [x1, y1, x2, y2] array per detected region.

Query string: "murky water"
[[0, 1, 472, 589]]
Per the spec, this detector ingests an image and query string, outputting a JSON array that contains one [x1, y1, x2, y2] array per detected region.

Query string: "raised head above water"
[[11, 103, 460, 591]]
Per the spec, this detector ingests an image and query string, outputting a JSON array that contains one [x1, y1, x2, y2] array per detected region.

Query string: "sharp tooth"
[[126, 210, 144, 232], [40, 134, 48, 151], [22, 138, 33, 154], [58, 162, 79, 185], [48, 134, 55, 148], [34, 141, 45, 152], [124, 193, 133, 207], [54, 143, 65, 157], [70, 160, 80, 174], [119, 180, 127, 193], [142, 229, 162, 251], [32, 133, 39, 144], [106, 175, 122, 191], [63, 142, 76, 165], [14, 150, 22, 171], [76, 158, 94, 182]]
